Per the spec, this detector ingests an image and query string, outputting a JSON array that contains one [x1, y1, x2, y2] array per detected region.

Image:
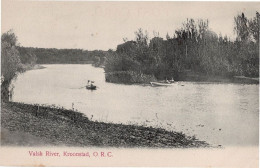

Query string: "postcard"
[[0, 0, 259, 167]]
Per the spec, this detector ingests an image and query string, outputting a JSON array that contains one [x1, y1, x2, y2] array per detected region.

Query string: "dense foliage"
[[1, 30, 23, 101], [105, 12, 259, 82]]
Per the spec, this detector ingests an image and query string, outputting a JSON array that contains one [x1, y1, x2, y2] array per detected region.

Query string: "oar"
[[78, 86, 86, 89], [70, 85, 86, 89]]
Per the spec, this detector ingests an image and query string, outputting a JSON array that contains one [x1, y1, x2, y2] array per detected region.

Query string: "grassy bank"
[[1, 102, 209, 148]]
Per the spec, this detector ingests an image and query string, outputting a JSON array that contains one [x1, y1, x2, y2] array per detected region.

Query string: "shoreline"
[[178, 72, 259, 84], [1, 102, 210, 148], [22, 64, 46, 71]]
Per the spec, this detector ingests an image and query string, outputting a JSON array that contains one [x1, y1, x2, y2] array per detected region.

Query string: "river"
[[12, 64, 259, 147]]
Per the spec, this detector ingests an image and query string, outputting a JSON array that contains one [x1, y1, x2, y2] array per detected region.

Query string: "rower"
[[166, 78, 170, 83]]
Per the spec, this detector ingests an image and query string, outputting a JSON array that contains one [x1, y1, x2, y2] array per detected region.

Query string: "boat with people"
[[150, 82, 175, 87], [150, 78, 175, 87], [86, 85, 96, 90], [86, 80, 97, 90]]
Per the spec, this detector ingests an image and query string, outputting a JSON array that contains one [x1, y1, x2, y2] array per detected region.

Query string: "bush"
[[105, 71, 156, 84]]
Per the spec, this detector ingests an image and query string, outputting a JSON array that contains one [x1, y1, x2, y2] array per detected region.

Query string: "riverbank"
[[21, 64, 46, 71], [1, 102, 209, 148], [178, 71, 259, 84]]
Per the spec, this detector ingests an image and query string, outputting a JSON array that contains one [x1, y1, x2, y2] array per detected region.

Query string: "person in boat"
[[170, 78, 174, 83], [88, 80, 95, 87], [165, 78, 170, 84], [87, 80, 91, 87]]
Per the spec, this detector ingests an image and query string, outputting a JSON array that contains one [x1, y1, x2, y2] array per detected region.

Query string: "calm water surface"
[[12, 64, 259, 146]]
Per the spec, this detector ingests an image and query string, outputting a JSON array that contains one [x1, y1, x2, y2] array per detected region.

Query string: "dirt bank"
[[1, 102, 209, 148]]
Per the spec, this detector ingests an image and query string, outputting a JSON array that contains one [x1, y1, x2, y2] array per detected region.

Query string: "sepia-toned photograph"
[[0, 0, 259, 167]]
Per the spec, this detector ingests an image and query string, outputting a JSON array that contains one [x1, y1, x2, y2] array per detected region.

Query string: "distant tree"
[[234, 13, 250, 42], [153, 31, 160, 37], [135, 28, 149, 47], [93, 56, 101, 67], [149, 37, 165, 66], [233, 12, 259, 77], [133, 29, 150, 64], [197, 19, 209, 40], [123, 37, 128, 42], [248, 11, 260, 42], [1, 30, 23, 101], [166, 32, 171, 40]]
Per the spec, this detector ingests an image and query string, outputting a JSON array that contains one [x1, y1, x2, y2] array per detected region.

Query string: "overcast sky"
[[2, 1, 260, 50]]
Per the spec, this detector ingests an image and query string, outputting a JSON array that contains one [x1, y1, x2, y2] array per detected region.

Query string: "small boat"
[[86, 85, 96, 90], [150, 81, 174, 87], [86, 80, 96, 90]]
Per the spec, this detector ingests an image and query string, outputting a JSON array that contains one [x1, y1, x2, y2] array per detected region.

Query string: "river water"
[[12, 64, 259, 147]]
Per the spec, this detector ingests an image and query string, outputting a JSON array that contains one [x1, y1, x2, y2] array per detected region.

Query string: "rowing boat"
[[86, 85, 97, 90], [150, 82, 174, 87]]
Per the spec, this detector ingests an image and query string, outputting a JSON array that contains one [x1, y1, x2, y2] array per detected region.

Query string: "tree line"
[[17, 47, 107, 66], [105, 12, 259, 82]]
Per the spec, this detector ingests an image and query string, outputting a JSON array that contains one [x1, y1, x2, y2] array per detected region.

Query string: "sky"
[[2, 0, 260, 50]]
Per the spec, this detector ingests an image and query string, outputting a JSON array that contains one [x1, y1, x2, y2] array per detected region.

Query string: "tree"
[[166, 32, 171, 40], [248, 11, 260, 42], [233, 12, 259, 77], [133, 28, 150, 64], [1, 30, 23, 101], [1, 29, 18, 47], [234, 13, 250, 42]]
